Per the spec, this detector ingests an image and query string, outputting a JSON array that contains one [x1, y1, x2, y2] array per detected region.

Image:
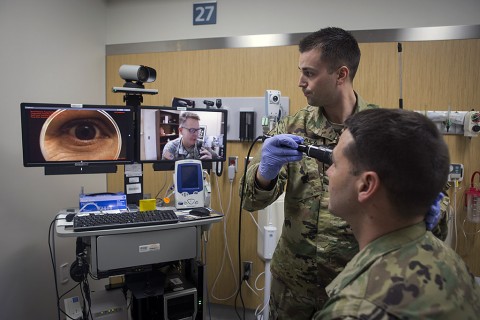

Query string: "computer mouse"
[[65, 213, 76, 222], [189, 207, 210, 217]]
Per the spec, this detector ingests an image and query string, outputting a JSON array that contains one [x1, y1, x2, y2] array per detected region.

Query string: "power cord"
[[48, 216, 62, 320], [451, 180, 461, 251], [154, 170, 168, 200], [49, 215, 89, 320], [245, 210, 272, 319], [210, 175, 239, 302], [235, 135, 265, 320]]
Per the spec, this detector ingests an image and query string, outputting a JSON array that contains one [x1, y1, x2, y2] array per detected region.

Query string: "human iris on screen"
[[39, 109, 121, 161]]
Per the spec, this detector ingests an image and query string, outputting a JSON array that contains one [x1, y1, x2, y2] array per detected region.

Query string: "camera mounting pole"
[[112, 69, 159, 206], [125, 93, 143, 108]]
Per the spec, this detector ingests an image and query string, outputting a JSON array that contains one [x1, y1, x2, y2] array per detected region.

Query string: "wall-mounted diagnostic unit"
[[415, 110, 480, 137]]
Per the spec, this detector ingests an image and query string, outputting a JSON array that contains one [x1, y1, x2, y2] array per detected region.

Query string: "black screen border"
[[136, 105, 228, 170], [20, 102, 135, 168]]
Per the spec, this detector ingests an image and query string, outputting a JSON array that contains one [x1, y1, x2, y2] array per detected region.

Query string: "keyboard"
[[73, 209, 179, 232]]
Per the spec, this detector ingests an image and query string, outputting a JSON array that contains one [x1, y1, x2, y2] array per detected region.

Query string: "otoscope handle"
[[262, 134, 333, 165], [296, 144, 333, 165]]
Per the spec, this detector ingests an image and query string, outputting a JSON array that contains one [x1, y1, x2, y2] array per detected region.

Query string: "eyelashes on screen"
[[55, 118, 114, 146]]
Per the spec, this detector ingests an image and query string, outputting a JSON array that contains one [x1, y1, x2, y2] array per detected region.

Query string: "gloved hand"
[[258, 134, 304, 181], [425, 192, 445, 231]]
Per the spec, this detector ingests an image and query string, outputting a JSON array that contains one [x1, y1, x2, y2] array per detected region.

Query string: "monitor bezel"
[[136, 105, 227, 170], [20, 102, 135, 168]]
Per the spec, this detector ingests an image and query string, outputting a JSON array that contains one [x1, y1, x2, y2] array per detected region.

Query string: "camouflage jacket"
[[241, 94, 378, 293], [312, 222, 480, 320]]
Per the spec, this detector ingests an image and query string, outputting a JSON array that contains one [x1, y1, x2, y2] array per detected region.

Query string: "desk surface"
[[55, 207, 223, 237]]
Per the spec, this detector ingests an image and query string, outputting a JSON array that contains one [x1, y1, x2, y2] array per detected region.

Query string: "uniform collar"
[[304, 92, 368, 144], [326, 222, 428, 296], [178, 137, 197, 157]]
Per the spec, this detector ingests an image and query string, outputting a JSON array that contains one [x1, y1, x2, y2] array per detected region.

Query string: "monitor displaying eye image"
[[20, 103, 135, 167], [137, 106, 227, 166]]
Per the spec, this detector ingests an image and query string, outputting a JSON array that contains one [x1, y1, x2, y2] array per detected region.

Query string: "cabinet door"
[[157, 111, 180, 158], [95, 227, 197, 272]]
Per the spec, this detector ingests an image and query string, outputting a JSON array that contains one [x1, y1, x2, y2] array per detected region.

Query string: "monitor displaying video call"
[[137, 106, 227, 164], [20, 103, 135, 167]]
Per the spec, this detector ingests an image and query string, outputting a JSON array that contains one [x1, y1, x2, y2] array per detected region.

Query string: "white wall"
[[0, 0, 107, 318], [106, 0, 480, 44]]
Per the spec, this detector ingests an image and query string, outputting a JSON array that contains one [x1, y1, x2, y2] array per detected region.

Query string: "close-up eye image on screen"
[[40, 109, 122, 161], [20, 103, 135, 167]]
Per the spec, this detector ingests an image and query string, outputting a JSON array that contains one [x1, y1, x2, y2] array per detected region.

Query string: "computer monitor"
[[137, 105, 227, 171], [20, 102, 135, 173]]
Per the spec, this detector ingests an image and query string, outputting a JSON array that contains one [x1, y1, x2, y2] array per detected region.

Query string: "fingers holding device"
[[199, 147, 213, 160], [257, 134, 334, 182], [258, 134, 304, 181]]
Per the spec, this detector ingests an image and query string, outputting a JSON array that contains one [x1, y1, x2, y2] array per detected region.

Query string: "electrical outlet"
[[228, 156, 238, 172], [242, 261, 253, 281], [245, 156, 253, 167]]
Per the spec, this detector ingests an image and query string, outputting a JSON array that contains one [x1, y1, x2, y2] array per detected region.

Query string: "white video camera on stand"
[[262, 90, 281, 134]]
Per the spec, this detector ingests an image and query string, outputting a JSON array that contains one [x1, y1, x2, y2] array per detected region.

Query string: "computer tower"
[[88, 289, 128, 320], [195, 263, 205, 320], [128, 271, 166, 320], [163, 287, 197, 320], [129, 271, 198, 320], [184, 260, 205, 320]]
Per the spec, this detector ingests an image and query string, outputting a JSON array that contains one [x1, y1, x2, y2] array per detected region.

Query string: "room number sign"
[[193, 1, 217, 25]]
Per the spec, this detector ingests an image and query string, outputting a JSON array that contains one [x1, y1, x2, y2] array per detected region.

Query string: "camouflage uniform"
[[163, 137, 199, 159], [241, 94, 378, 319], [162, 137, 218, 160], [312, 222, 480, 320]]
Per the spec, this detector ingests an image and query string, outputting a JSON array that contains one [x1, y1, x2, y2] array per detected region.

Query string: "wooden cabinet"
[[156, 110, 179, 158]]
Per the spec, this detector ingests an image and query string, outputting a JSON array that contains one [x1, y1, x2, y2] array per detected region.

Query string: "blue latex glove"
[[258, 134, 304, 181], [425, 192, 444, 231]]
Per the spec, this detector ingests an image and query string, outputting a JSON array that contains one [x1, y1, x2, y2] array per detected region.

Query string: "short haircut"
[[343, 108, 450, 214], [179, 111, 200, 127], [299, 27, 361, 81]]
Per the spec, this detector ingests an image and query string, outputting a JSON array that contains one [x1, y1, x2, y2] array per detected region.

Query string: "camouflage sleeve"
[[312, 295, 376, 320], [430, 185, 451, 241], [162, 139, 177, 160], [239, 153, 287, 212]]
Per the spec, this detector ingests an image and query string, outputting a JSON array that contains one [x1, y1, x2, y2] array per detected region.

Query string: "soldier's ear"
[[357, 171, 379, 203], [336, 66, 349, 85]]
